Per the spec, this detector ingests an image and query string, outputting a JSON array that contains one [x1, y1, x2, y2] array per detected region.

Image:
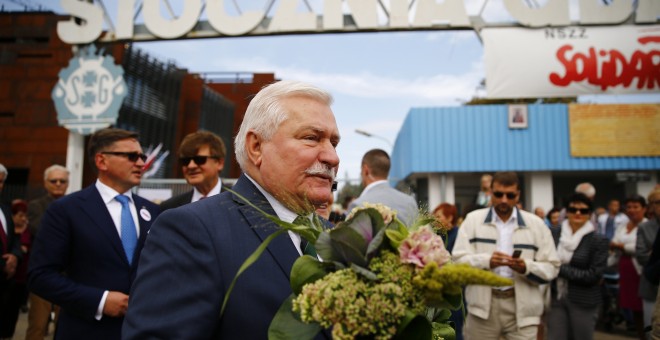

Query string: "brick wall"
[[0, 12, 72, 200]]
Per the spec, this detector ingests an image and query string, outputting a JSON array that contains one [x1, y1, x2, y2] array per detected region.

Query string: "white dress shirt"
[[191, 178, 223, 203], [94, 179, 141, 320], [245, 175, 307, 256], [493, 207, 518, 279]]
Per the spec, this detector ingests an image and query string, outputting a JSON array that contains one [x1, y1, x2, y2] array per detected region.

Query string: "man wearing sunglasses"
[[453, 171, 559, 340], [159, 131, 227, 211], [25, 164, 69, 340], [28, 128, 160, 340]]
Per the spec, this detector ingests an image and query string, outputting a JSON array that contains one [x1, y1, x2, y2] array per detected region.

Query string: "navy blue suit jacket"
[[28, 185, 159, 340], [123, 174, 330, 339]]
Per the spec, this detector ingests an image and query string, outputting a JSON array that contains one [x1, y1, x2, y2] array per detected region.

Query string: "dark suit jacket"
[[551, 231, 609, 308], [644, 218, 660, 285], [123, 174, 330, 339], [27, 185, 159, 340], [27, 194, 55, 236], [158, 190, 193, 211], [1, 202, 22, 279], [159, 181, 231, 211]]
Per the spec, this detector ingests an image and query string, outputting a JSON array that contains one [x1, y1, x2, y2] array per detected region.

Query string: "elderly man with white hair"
[[124, 80, 339, 339], [25, 164, 70, 340]]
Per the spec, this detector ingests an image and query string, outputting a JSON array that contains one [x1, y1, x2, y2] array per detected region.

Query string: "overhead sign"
[[52, 45, 127, 135], [483, 25, 660, 98], [57, 0, 659, 44]]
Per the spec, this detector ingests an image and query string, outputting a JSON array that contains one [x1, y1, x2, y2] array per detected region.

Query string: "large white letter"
[[345, 0, 379, 29], [269, 0, 316, 32], [635, 0, 660, 23], [412, 0, 470, 28], [503, 0, 570, 26], [323, 0, 343, 30], [143, 0, 202, 39], [57, 0, 103, 44], [115, 0, 135, 40], [207, 0, 265, 35], [579, 0, 633, 24], [389, 0, 410, 28]]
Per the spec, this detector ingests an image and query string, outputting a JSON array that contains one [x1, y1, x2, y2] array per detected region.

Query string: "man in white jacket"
[[453, 171, 560, 340]]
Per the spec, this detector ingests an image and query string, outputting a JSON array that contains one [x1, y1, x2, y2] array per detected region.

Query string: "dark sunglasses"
[[492, 191, 517, 199], [567, 207, 591, 215], [180, 155, 219, 166], [48, 179, 68, 184], [101, 151, 147, 162]]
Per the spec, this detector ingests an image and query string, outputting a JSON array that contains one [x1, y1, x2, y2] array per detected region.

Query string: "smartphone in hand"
[[512, 250, 522, 258]]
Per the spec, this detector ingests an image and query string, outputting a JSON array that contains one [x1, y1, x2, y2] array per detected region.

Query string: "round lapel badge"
[[140, 208, 151, 222]]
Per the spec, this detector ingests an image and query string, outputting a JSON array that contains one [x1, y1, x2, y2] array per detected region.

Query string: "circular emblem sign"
[[52, 45, 127, 135]]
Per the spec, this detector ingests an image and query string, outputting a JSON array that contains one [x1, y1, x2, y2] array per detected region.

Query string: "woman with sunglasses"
[[547, 193, 608, 340]]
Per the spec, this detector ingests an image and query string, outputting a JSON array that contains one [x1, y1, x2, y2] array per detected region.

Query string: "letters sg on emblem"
[[52, 45, 128, 135]]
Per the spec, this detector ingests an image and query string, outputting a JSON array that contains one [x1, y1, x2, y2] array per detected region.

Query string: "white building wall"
[[637, 172, 658, 198], [428, 173, 455, 211], [525, 172, 554, 212]]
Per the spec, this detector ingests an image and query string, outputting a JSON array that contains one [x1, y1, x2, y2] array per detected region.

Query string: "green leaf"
[[314, 232, 337, 260], [350, 263, 378, 281], [366, 223, 388, 257], [393, 310, 432, 340], [268, 295, 321, 340], [290, 256, 334, 295], [326, 227, 369, 267], [442, 293, 463, 310], [432, 308, 452, 322], [385, 223, 409, 249], [432, 321, 456, 340], [269, 217, 319, 243], [344, 212, 376, 243], [220, 229, 286, 317]]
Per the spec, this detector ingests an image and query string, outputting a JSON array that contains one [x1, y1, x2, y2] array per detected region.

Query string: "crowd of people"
[[0, 80, 659, 340], [433, 178, 660, 340]]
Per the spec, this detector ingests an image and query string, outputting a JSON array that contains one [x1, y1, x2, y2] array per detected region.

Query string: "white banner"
[[483, 25, 660, 98]]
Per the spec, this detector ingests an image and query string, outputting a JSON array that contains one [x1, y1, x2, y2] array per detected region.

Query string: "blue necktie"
[[115, 195, 138, 265]]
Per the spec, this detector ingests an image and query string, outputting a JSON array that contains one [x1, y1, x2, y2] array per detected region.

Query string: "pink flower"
[[399, 226, 451, 268]]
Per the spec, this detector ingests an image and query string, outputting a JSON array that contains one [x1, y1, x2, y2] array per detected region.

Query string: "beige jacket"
[[453, 207, 560, 328]]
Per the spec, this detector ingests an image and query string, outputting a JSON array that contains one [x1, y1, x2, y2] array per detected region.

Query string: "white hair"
[[234, 80, 333, 170], [0, 163, 7, 178], [575, 182, 596, 198], [44, 164, 70, 180]]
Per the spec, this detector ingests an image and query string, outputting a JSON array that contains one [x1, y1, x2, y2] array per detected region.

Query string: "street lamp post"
[[355, 129, 393, 148]]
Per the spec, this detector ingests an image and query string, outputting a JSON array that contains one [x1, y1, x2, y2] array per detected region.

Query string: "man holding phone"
[[453, 172, 560, 340]]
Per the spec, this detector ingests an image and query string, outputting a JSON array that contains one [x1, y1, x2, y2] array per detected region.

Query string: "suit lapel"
[[132, 195, 154, 259], [231, 175, 300, 280], [78, 186, 128, 263]]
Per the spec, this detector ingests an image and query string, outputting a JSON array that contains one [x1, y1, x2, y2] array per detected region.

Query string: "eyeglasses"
[[180, 155, 220, 166], [567, 207, 591, 215], [48, 179, 68, 184], [492, 191, 517, 199], [650, 200, 660, 205], [101, 151, 147, 162]]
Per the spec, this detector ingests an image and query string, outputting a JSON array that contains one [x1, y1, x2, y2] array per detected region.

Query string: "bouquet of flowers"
[[222, 202, 512, 340]]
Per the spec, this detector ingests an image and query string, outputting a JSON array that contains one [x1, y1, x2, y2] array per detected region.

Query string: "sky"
[[3, 0, 659, 188]]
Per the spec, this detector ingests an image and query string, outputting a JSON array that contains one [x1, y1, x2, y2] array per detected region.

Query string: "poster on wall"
[[569, 104, 660, 157], [483, 25, 660, 98], [508, 104, 528, 129]]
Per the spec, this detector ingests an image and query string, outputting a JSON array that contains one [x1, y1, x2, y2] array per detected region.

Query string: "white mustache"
[[305, 162, 336, 180]]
